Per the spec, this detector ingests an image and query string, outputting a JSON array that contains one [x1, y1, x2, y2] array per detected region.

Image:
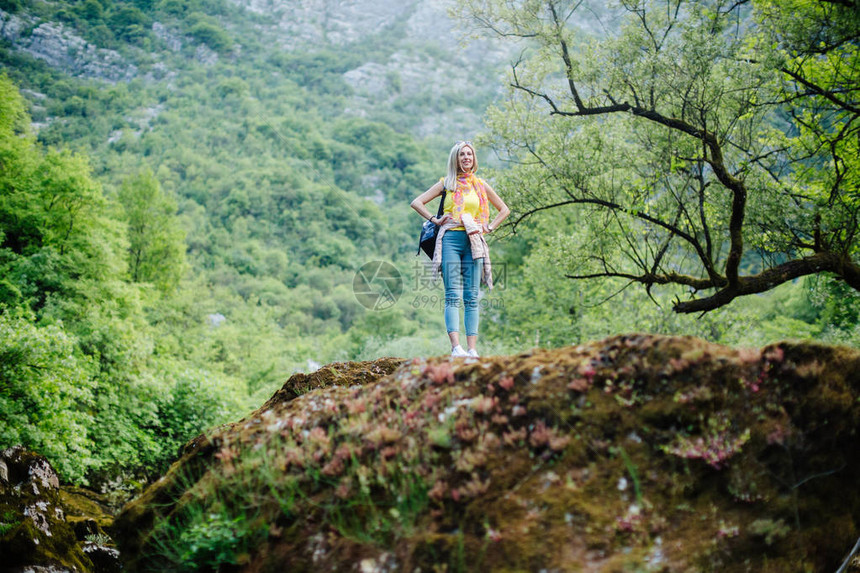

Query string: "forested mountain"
[[0, 0, 509, 486], [1, 0, 858, 493]]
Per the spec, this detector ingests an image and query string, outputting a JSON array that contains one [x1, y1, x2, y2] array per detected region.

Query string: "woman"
[[411, 141, 510, 357]]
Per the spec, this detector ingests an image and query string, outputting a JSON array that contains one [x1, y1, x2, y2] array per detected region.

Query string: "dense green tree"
[[0, 313, 96, 483], [0, 74, 29, 135], [118, 168, 186, 291], [0, 76, 252, 484], [188, 20, 232, 52], [0, 75, 123, 313], [0, 0, 22, 13], [76, 0, 105, 22], [456, 0, 860, 313], [0, 77, 35, 296], [109, 4, 150, 43]]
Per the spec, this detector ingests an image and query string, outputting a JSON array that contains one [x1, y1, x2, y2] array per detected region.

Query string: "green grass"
[[144, 432, 431, 570]]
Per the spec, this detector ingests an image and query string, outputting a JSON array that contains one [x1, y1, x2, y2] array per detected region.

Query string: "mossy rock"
[[260, 356, 406, 407], [60, 485, 115, 532], [113, 336, 860, 572], [0, 447, 94, 572]]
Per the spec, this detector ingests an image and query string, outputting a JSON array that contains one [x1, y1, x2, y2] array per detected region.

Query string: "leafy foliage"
[[0, 313, 96, 483], [0, 74, 247, 484], [456, 0, 860, 313], [118, 168, 186, 291]]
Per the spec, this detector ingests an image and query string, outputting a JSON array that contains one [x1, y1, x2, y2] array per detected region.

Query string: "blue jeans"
[[441, 231, 482, 337]]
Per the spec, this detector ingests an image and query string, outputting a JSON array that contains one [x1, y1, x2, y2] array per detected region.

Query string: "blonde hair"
[[444, 141, 478, 191]]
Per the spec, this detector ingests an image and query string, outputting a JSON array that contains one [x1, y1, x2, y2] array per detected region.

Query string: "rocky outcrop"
[[0, 10, 136, 82], [227, 0, 509, 137], [236, 0, 416, 49], [2, 0, 506, 137], [113, 336, 860, 572], [0, 447, 120, 573], [152, 21, 183, 52]]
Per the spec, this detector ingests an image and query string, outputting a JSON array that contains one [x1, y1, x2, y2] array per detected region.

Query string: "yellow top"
[[443, 177, 483, 231]]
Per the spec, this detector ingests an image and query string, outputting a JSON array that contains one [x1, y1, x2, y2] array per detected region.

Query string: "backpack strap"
[[436, 186, 447, 219]]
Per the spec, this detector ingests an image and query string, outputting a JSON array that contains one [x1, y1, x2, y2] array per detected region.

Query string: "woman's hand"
[[483, 223, 491, 234], [434, 214, 452, 226]]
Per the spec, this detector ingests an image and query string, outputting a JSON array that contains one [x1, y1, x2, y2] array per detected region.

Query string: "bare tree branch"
[[780, 66, 860, 115], [674, 251, 860, 313]]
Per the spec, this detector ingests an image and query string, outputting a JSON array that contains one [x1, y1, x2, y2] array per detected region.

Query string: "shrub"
[[0, 314, 97, 483]]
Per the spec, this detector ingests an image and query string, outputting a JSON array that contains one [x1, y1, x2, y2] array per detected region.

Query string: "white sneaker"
[[467, 348, 479, 358], [451, 345, 468, 357]]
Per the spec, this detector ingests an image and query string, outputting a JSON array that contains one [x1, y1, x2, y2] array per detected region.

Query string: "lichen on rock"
[[0, 446, 119, 573]]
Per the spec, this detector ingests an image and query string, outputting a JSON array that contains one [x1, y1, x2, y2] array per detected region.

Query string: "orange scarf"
[[450, 173, 490, 226]]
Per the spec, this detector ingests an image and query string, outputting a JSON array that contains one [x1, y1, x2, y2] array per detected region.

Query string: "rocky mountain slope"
[[230, 0, 511, 136], [235, 0, 444, 48], [101, 335, 860, 572], [0, 9, 136, 82], [1, 0, 508, 138]]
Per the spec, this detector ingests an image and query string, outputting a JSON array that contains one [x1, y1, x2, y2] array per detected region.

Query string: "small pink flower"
[[473, 396, 497, 414], [422, 392, 442, 410], [321, 456, 345, 477], [503, 428, 527, 447], [579, 363, 597, 381], [335, 481, 352, 499], [429, 480, 447, 501], [308, 426, 330, 447], [346, 399, 366, 415], [567, 378, 589, 392], [549, 435, 571, 451], [424, 363, 455, 385]]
